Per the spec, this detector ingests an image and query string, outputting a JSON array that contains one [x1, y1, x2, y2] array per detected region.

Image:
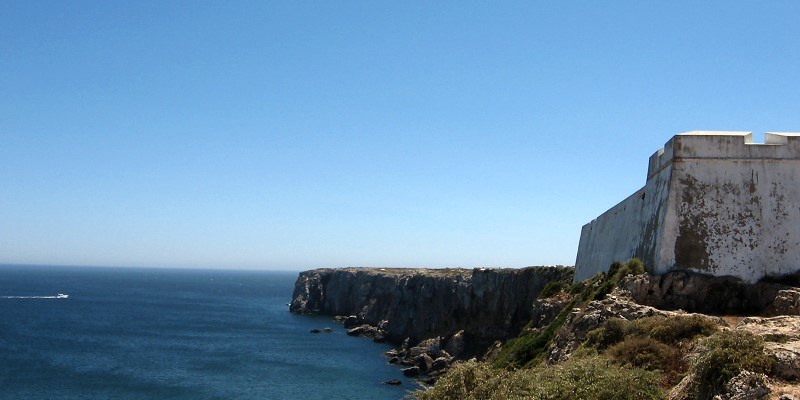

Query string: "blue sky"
[[2, 1, 800, 270]]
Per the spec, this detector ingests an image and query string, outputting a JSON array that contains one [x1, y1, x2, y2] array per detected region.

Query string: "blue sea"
[[0, 265, 409, 399]]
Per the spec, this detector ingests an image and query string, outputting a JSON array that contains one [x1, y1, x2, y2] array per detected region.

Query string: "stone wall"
[[574, 163, 671, 281], [576, 131, 800, 283]]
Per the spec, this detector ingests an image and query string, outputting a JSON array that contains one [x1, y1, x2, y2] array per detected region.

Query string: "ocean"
[[0, 265, 409, 399]]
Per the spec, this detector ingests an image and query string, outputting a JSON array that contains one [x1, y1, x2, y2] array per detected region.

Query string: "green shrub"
[[584, 312, 719, 354], [607, 258, 645, 280], [606, 336, 685, 385], [631, 315, 719, 344], [623, 258, 645, 276], [539, 281, 566, 299], [607, 261, 624, 278], [527, 355, 664, 400], [415, 356, 664, 400], [585, 318, 627, 349], [586, 259, 647, 301], [592, 280, 616, 300], [689, 330, 774, 400], [583, 315, 718, 386], [412, 360, 519, 400]]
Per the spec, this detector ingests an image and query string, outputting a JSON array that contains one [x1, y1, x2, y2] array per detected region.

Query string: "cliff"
[[290, 266, 573, 353]]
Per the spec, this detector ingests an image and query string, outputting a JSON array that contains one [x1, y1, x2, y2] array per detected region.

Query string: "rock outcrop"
[[736, 316, 800, 382], [547, 290, 724, 363], [621, 270, 799, 315], [290, 266, 573, 354]]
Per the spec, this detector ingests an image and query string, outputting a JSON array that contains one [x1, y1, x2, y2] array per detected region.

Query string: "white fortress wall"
[[661, 132, 800, 282], [573, 163, 672, 281], [576, 131, 800, 283]]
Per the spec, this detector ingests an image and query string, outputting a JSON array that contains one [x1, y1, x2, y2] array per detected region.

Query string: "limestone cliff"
[[289, 267, 573, 352]]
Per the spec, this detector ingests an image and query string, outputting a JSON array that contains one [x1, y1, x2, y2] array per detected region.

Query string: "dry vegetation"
[[412, 259, 790, 400]]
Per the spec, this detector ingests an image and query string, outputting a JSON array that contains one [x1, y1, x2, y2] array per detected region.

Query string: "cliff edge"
[[290, 266, 573, 353]]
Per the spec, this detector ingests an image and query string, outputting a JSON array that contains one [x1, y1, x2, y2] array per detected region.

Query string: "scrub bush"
[[585, 318, 626, 349], [689, 330, 773, 400], [606, 336, 685, 385], [414, 355, 664, 400], [632, 315, 718, 344]]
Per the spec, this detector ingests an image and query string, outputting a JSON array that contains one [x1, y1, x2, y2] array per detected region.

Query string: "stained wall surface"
[[574, 165, 671, 281], [575, 132, 800, 283]]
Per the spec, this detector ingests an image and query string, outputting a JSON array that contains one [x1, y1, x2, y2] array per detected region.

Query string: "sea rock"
[[323, 327, 332, 333], [400, 338, 410, 354], [384, 349, 399, 358], [343, 315, 360, 329], [388, 357, 399, 364], [383, 379, 402, 385], [430, 357, 449, 372], [289, 266, 574, 354], [416, 354, 434, 372], [402, 366, 419, 377], [309, 329, 321, 333], [409, 337, 441, 359], [346, 324, 378, 337], [399, 357, 415, 367], [444, 331, 465, 358]]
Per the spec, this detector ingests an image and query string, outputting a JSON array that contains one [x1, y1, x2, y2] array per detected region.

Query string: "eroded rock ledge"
[[289, 266, 573, 356]]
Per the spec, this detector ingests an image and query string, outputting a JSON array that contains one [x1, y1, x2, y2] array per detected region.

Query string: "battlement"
[[647, 131, 800, 179]]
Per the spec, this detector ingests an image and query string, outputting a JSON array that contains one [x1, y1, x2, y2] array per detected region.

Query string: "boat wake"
[[1, 293, 69, 299]]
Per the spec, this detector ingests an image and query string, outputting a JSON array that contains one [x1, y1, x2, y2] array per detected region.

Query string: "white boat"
[[56, 293, 69, 299]]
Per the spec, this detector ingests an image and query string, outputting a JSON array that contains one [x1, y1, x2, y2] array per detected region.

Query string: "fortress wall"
[[647, 138, 674, 179], [671, 132, 800, 160], [662, 157, 800, 282], [574, 164, 672, 281], [576, 131, 800, 284]]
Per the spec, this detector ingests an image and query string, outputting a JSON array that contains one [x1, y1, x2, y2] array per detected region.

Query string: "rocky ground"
[[548, 288, 800, 400]]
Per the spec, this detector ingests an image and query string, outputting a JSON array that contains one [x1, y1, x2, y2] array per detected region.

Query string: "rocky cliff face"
[[290, 267, 573, 352], [621, 270, 800, 315]]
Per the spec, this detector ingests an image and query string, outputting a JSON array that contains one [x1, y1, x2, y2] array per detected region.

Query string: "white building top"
[[647, 131, 800, 179]]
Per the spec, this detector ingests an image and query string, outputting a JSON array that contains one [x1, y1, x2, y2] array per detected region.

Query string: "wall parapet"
[[647, 131, 800, 180]]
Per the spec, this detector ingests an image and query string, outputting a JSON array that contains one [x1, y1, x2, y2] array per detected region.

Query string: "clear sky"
[[2, 1, 800, 270]]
